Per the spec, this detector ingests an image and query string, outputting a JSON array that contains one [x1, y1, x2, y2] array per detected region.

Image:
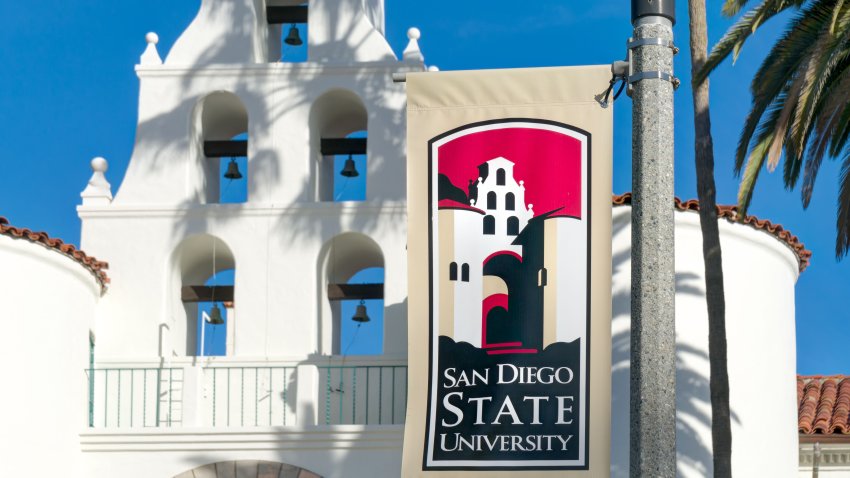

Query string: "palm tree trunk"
[[688, 1, 733, 476]]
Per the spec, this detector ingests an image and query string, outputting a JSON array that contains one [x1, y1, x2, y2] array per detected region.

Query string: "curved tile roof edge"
[[613, 193, 812, 273], [0, 216, 109, 291], [797, 375, 850, 436]]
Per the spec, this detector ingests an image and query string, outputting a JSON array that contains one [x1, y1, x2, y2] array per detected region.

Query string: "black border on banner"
[[422, 118, 593, 471]]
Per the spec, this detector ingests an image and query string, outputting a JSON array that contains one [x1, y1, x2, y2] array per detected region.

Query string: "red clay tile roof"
[[612, 193, 812, 273], [798, 375, 850, 436], [0, 216, 109, 290]]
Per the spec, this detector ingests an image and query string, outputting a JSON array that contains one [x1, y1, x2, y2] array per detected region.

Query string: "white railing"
[[87, 359, 407, 429]]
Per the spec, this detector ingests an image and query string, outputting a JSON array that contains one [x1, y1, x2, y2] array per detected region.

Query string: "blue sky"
[[0, 0, 846, 373]]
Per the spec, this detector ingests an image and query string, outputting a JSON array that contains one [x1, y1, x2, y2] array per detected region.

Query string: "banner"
[[403, 66, 613, 477]]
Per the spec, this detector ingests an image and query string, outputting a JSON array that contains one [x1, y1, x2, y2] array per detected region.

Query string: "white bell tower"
[[78, 0, 427, 363]]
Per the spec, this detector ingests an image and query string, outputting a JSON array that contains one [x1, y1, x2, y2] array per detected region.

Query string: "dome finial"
[[140, 32, 162, 66], [403, 27, 425, 63]]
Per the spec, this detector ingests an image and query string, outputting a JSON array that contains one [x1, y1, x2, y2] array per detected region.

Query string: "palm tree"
[[696, 0, 850, 258], [689, 0, 733, 476]]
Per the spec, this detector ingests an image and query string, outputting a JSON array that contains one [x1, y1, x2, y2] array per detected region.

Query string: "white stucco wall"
[[0, 234, 100, 477], [611, 206, 800, 478]]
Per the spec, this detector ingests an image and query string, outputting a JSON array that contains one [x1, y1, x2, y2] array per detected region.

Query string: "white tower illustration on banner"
[[439, 156, 533, 347]]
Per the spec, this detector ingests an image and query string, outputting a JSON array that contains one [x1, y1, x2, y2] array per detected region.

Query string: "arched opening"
[[496, 168, 506, 185], [172, 460, 320, 478], [266, 3, 309, 63], [505, 192, 516, 210], [461, 263, 470, 282], [194, 92, 249, 204], [487, 191, 497, 210], [507, 216, 520, 236], [483, 215, 496, 235], [449, 262, 458, 281], [310, 90, 368, 202], [321, 233, 384, 355], [173, 235, 236, 356]]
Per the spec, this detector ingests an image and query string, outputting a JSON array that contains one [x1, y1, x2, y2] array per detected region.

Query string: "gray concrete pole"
[[629, 0, 677, 476]]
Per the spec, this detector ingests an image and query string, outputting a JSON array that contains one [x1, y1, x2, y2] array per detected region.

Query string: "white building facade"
[[0, 1, 814, 477]]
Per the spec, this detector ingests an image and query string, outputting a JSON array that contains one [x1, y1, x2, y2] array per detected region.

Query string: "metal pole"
[[629, 0, 677, 476], [813, 442, 821, 478]]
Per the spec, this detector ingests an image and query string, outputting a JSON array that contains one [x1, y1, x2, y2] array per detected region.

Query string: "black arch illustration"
[[483, 215, 495, 235], [505, 192, 515, 210]]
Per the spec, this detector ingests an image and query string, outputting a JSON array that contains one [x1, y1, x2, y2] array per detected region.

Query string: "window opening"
[[330, 131, 367, 202], [325, 233, 384, 355], [507, 216, 520, 236], [449, 262, 458, 281], [496, 168, 506, 185], [505, 192, 516, 210], [338, 267, 384, 355], [313, 90, 367, 202], [538, 268, 548, 287], [267, 4, 308, 62], [487, 191, 497, 210], [483, 215, 496, 235], [194, 268, 233, 357], [461, 264, 470, 282], [217, 133, 248, 204], [199, 92, 248, 204]]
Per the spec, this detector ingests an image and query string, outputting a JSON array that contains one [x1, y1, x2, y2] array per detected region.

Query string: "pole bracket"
[[628, 70, 680, 89], [628, 37, 679, 54]]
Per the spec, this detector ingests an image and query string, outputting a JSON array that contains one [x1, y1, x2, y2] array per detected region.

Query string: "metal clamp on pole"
[[628, 70, 680, 89], [627, 37, 679, 54]]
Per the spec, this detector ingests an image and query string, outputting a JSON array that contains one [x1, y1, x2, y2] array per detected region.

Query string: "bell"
[[340, 155, 359, 178], [351, 300, 370, 323], [224, 158, 243, 180], [284, 24, 303, 46], [209, 303, 225, 325]]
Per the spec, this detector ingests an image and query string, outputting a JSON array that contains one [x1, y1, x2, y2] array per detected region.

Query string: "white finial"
[[470, 198, 476, 206], [403, 27, 425, 63], [528, 203, 534, 213], [140, 32, 163, 66], [91, 157, 108, 173], [519, 180, 524, 186], [428, 65, 440, 72], [81, 157, 113, 205]]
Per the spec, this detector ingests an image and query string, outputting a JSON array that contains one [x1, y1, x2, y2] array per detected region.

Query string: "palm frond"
[[800, 69, 850, 206], [738, 134, 771, 216], [696, 0, 808, 85], [738, 104, 786, 213], [787, 3, 850, 182], [835, 152, 850, 257]]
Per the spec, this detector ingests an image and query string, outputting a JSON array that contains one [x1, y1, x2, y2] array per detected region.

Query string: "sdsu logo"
[[424, 119, 592, 470]]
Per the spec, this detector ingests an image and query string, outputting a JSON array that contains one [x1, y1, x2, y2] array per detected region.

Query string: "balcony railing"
[[87, 368, 182, 428], [205, 366, 295, 427], [86, 361, 406, 429], [319, 365, 408, 425]]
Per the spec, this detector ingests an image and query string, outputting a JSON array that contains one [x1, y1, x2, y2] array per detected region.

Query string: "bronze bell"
[[340, 155, 359, 178], [224, 158, 243, 180], [284, 24, 303, 46], [351, 300, 370, 323], [209, 303, 225, 325]]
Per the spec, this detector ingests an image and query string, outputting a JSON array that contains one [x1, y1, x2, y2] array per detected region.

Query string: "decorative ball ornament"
[[91, 157, 108, 173], [146, 32, 159, 45], [407, 27, 421, 40]]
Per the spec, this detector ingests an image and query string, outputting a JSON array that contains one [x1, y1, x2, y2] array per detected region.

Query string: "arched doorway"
[[173, 460, 321, 478]]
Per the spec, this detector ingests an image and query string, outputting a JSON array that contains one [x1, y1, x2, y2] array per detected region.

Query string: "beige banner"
[[404, 66, 613, 477]]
